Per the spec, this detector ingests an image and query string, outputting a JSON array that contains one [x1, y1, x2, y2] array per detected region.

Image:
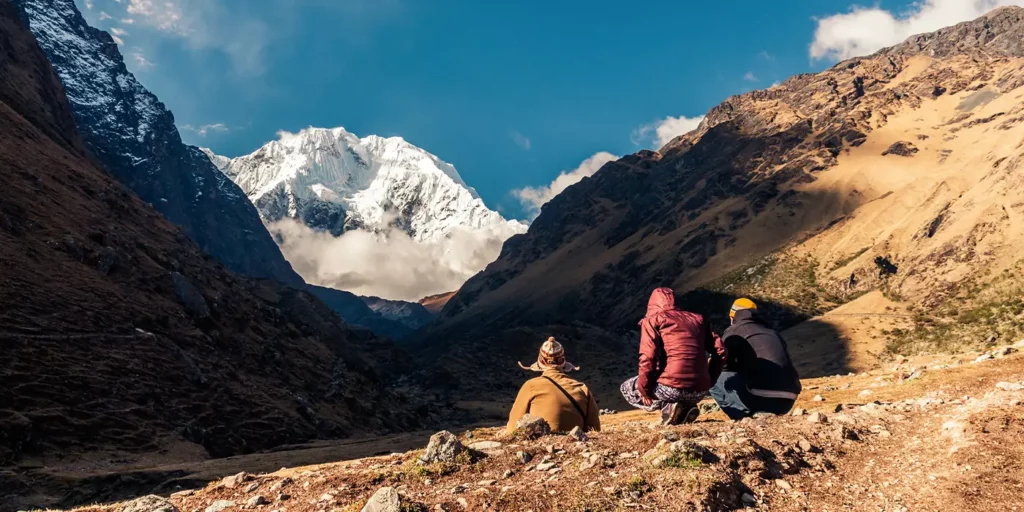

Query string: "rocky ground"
[[52, 340, 1024, 512]]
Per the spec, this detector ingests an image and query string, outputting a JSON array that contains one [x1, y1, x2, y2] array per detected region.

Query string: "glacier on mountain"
[[204, 127, 528, 300]]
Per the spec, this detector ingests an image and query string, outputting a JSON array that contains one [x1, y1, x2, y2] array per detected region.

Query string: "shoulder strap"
[[542, 376, 588, 421]]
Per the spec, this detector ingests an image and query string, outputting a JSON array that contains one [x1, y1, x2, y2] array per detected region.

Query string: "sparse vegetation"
[[885, 260, 1024, 355], [831, 247, 870, 271]]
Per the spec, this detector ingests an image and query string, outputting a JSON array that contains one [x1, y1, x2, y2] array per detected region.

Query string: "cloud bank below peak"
[[810, 0, 1024, 61]]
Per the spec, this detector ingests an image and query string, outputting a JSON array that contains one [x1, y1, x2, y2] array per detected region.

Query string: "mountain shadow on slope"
[[415, 290, 846, 417]]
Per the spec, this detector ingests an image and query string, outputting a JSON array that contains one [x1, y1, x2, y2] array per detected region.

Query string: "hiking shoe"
[[660, 404, 674, 425], [680, 407, 700, 424]]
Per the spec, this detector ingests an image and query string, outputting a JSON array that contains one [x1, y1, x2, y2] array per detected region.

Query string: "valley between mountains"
[[3, 1, 1024, 510]]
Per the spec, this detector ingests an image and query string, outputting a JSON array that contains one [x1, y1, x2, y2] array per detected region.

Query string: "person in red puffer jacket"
[[620, 287, 727, 425]]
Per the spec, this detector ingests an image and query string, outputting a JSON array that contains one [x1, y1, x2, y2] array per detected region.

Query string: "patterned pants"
[[620, 376, 707, 413]]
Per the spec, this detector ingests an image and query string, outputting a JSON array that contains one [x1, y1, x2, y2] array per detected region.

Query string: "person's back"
[[722, 308, 801, 396], [506, 370, 600, 433], [711, 299, 800, 420], [620, 287, 726, 425], [507, 338, 601, 433]]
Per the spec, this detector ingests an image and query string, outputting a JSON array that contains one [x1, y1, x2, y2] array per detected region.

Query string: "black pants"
[[710, 372, 796, 420]]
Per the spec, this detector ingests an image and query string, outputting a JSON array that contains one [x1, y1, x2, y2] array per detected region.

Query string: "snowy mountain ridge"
[[204, 127, 527, 243]]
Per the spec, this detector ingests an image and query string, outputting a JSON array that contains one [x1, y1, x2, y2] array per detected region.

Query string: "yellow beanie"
[[730, 297, 757, 319]]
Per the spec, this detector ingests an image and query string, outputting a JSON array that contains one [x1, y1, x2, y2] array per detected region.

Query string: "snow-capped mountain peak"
[[207, 127, 526, 243]]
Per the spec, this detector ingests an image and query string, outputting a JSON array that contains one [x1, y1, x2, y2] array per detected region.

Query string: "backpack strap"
[[542, 376, 589, 422]]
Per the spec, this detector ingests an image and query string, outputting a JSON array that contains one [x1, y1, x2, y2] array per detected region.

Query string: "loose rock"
[[204, 501, 235, 512], [420, 431, 465, 464], [513, 414, 551, 439], [360, 487, 403, 512], [117, 495, 180, 512]]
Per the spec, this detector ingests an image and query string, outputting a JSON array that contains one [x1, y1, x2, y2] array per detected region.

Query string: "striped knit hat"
[[730, 297, 757, 319], [518, 337, 579, 372]]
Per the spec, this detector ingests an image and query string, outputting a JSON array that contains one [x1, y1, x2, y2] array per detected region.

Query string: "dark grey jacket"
[[721, 309, 802, 397]]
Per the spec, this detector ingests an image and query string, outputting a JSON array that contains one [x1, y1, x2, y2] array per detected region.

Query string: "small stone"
[[450, 484, 467, 495], [835, 425, 860, 441], [221, 472, 250, 489], [276, 494, 290, 502], [797, 439, 813, 452], [205, 501, 235, 512], [467, 440, 503, 452], [516, 451, 532, 464], [741, 493, 756, 504], [360, 487, 402, 512], [858, 390, 874, 398], [268, 478, 292, 492], [775, 479, 793, 490], [169, 490, 195, 499], [245, 496, 268, 507], [813, 395, 825, 402], [478, 479, 496, 486], [502, 470, 514, 479], [244, 483, 259, 494], [566, 426, 588, 442], [995, 382, 1024, 392], [869, 425, 891, 438], [318, 493, 336, 503], [457, 498, 468, 509], [973, 354, 994, 364], [807, 412, 828, 424], [535, 462, 556, 471], [660, 430, 680, 442], [791, 408, 805, 416]]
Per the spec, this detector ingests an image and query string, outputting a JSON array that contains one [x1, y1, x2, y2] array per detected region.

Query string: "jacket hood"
[[646, 287, 677, 316]]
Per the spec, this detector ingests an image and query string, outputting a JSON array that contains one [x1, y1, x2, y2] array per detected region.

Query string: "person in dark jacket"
[[710, 298, 802, 419], [621, 287, 727, 425]]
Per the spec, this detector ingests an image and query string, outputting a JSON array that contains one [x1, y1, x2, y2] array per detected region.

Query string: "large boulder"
[[117, 496, 179, 512], [419, 430, 464, 464], [513, 414, 551, 439]]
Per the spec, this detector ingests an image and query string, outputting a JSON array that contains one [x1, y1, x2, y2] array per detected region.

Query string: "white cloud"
[[632, 115, 705, 149], [127, 0, 188, 35], [810, 0, 1024, 61], [743, 71, 759, 82], [98, 11, 112, 20], [270, 218, 521, 301], [514, 152, 618, 216], [758, 50, 776, 62], [110, 27, 128, 36], [85, 0, 94, 9], [511, 131, 532, 151], [181, 123, 229, 136], [122, 18, 136, 24], [111, 35, 124, 45], [130, 49, 155, 70]]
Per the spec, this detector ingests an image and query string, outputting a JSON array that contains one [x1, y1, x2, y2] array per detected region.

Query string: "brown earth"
[[0, 2, 437, 508], [418, 6, 1024, 409], [57, 341, 1024, 512]]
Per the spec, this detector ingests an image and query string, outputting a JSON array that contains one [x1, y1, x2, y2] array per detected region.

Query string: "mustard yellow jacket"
[[506, 369, 601, 433]]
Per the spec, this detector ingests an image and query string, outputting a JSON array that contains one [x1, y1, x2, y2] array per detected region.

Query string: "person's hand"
[[637, 382, 653, 406]]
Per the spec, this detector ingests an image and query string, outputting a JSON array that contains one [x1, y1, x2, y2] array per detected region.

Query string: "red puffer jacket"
[[637, 288, 726, 395]]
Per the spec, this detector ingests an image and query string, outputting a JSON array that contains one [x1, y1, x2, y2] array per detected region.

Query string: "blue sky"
[[78, 0, 1017, 221]]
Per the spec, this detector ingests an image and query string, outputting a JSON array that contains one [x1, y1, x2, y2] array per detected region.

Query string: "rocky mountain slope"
[[13, 0, 301, 285], [205, 128, 526, 242], [53, 341, 1024, 512], [421, 7, 1024, 402], [0, 3, 433, 507]]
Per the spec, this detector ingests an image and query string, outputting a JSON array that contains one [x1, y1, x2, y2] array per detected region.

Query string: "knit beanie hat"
[[518, 337, 579, 372], [730, 297, 757, 319]]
